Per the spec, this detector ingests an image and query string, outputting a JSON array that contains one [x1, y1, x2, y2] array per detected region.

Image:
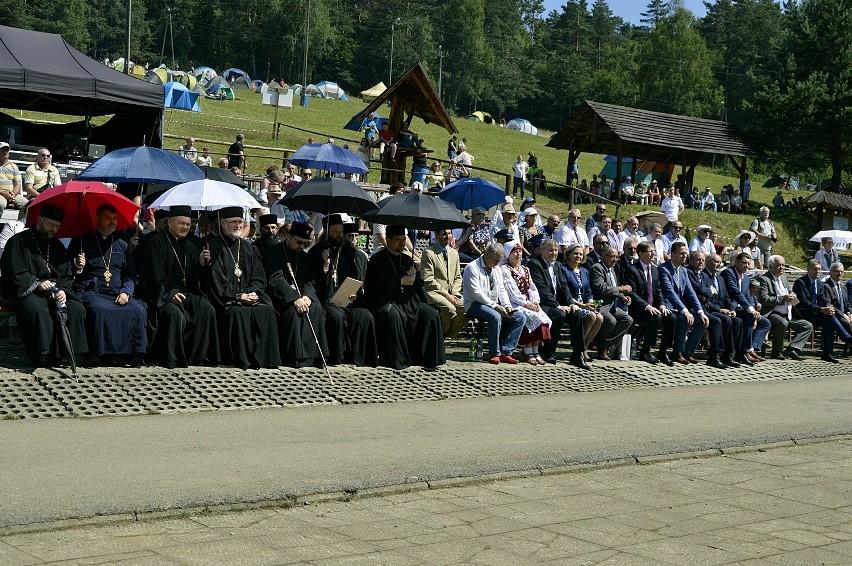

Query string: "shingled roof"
[[546, 101, 760, 163], [802, 190, 852, 211]]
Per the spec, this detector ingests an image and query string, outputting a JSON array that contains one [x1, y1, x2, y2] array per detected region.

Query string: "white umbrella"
[[149, 179, 261, 210], [810, 230, 852, 247]]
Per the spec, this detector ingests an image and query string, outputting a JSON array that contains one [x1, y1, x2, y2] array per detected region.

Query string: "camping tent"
[[130, 64, 146, 78], [206, 82, 234, 100], [304, 84, 323, 97], [313, 81, 349, 101], [251, 79, 266, 91], [231, 76, 251, 90], [145, 68, 170, 85], [192, 66, 217, 85], [360, 81, 386, 102], [468, 111, 495, 124], [222, 68, 250, 84], [0, 25, 164, 148], [163, 82, 201, 112], [506, 118, 538, 136]]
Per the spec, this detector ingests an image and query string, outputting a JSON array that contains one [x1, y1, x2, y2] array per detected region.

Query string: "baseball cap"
[[0, 142, 9, 150]]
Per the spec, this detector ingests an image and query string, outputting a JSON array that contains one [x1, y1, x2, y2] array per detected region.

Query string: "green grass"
[[5, 93, 819, 265]]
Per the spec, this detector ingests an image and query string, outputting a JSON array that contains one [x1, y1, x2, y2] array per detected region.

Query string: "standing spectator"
[[742, 174, 752, 202], [178, 137, 197, 162], [227, 133, 245, 169], [23, 148, 61, 197], [447, 135, 458, 160], [457, 137, 467, 153], [571, 160, 579, 183], [511, 155, 528, 198], [660, 185, 684, 233], [750, 206, 777, 268]]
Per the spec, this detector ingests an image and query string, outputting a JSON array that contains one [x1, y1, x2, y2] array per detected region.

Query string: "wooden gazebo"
[[802, 190, 852, 230], [345, 63, 458, 185], [546, 101, 760, 195]]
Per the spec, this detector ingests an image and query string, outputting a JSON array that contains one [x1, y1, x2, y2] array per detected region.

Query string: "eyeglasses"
[[597, 241, 609, 245], [38, 153, 51, 158], [294, 237, 311, 246], [672, 226, 683, 230]]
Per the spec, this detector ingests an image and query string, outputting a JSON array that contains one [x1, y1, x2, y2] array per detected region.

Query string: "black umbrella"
[[199, 166, 247, 188], [280, 177, 379, 216], [361, 193, 470, 230], [50, 288, 79, 381]]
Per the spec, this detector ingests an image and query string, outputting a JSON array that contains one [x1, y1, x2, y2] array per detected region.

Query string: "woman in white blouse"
[[500, 242, 552, 365]]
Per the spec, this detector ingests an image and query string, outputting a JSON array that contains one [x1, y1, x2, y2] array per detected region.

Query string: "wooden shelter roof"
[[546, 101, 760, 163], [802, 190, 852, 212], [345, 63, 457, 134]]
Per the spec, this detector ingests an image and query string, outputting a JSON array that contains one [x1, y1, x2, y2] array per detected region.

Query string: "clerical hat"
[[168, 205, 192, 218], [259, 213, 278, 226], [386, 225, 406, 238], [217, 206, 244, 220], [323, 214, 344, 228], [343, 223, 359, 235], [289, 221, 313, 240], [40, 203, 65, 222], [154, 209, 169, 221]]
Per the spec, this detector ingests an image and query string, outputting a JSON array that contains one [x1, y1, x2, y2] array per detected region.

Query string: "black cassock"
[[204, 235, 280, 370], [263, 242, 328, 368], [308, 241, 377, 367], [364, 248, 445, 370], [135, 231, 220, 369], [0, 229, 88, 365], [252, 235, 279, 257], [70, 232, 146, 357]]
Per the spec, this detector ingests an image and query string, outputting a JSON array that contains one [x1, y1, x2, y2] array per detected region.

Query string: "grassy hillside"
[[5, 92, 819, 265]]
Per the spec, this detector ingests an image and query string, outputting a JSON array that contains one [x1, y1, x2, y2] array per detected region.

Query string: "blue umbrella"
[[438, 177, 506, 211], [287, 143, 369, 175], [76, 146, 205, 184]]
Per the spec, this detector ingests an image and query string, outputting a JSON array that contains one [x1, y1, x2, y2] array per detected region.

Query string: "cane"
[[287, 263, 334, 385]]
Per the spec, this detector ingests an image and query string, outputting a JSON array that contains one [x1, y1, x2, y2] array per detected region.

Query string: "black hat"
[[386, 225, 406, 238], [493, 228, 511, 240], [168, 205, 192, 218], [343, 223, 359, 235], [323, 214, 344, 229], [216, 206, 243, 220], [259, 213, 278, 226], [154, 209, 169, 221], [528, 234, 545, 247], [289, 221, 313, 240], [40, 203, 65, 222]]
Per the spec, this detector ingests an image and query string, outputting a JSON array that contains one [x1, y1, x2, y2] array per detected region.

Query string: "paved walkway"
[[2, 439, 851, 565]]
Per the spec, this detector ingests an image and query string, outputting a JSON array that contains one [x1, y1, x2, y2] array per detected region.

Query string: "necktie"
[[607, 268, 617, 289], [574, 226, 581, 243], [442, 249, 448, 272], [836, 281, 844, 312], [646, 265, 653, 305], [813, 279, 818, 309], [674, 267, 682, 292]]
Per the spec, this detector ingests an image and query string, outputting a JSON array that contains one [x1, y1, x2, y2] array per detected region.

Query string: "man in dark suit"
[[658, 242, 711, 365], [615, 236, 640, 283], [528, 239, 587, 368], [792, 259, 852, 363], [824, 262, 852, 345], [589, 245, 633, 360], [701, 253, 744, 368], [584, 234, 607, 270], [623, 241, 677, 364], [757, 254, 812, 361], [719, 252, 768, 365], [683, 250, 731, 368]]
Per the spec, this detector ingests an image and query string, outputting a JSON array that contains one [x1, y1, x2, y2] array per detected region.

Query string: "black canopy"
[[0, 25, 163, 115]]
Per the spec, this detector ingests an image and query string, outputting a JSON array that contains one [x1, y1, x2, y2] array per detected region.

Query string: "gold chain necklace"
[[221, 235, 242, 280], [166, 233, 187, 286], [94, 232, 114, 283], [30, 230, 55, 277]]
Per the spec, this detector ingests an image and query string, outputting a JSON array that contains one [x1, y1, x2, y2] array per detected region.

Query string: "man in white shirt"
[[622, 216, 645, 242], [660, 186, 684, 232], [462, 242, 526, 364], [555, 208, 588, 254], [700, 187, 717, 212], [511, 155, 528, 198], [178, 137, 198, 162], [688, 224, 715, 255]]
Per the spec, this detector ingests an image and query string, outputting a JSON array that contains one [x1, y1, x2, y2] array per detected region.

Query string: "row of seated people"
[[2, 202, 848, 374]]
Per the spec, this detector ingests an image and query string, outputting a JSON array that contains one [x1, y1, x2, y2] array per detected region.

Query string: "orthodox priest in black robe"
[[203, 207, 280, 370], [308, 214, 377, 366], [135, 206, 220, 369], [70, 204, 147, 365], [364, 225, 445, 370], [0, 204, 88, 366], [252, 213, 280, 257], [264, 221, 328, 368]]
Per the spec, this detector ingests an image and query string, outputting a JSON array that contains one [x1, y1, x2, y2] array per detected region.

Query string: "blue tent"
[[163, 81, 201, 112], [222, 67, 250, 84]]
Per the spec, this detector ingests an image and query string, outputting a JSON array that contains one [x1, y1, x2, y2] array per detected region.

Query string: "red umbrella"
[[27, 181, 138, 238]]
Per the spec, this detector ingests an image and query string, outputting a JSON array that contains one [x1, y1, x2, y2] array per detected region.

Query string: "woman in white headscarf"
[[500, 242, 552, 365]]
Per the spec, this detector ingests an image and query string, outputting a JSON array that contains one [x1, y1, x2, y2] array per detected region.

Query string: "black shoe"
[[770, 351, 786, 361], [821, 354, 840, 364], [641, 352, 659, 364], [570, 356, 590, 370], [734, 354, 755, 366], [657, 352, 674, 366], [542, 356, 557, 364], [707, 358, 728, 369], [721, 355, 740, 368], [784, 349, 803, 361]]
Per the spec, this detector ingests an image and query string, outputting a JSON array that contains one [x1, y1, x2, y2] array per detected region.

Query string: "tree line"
[[1, 0, 848, 186]]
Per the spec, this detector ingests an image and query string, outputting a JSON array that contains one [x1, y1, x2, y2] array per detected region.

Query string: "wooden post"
[[615, 141, 623, 202]]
